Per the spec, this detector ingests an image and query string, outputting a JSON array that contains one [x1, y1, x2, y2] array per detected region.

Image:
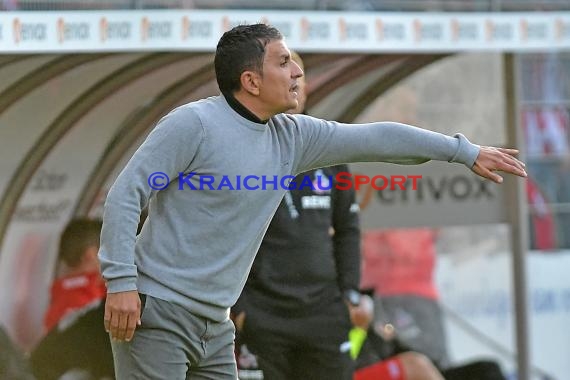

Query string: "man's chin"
[[284, 100, 299, 114]]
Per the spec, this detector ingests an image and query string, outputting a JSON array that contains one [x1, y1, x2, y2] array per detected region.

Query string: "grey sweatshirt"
[[98, 95, 479, 322]]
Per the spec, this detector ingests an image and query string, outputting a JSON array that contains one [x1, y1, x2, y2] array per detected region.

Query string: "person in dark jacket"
[[29, 219, 114, 380], [0, 327, 35, 380], [30, 301, 114, 380], [232, 51, 361, 380], [351, 294, 507, 380]]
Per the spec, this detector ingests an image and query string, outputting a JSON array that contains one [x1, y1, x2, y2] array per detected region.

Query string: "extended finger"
[[474, 163, 503, 184], [117, 311, 128, 341], [125, 311, 138, 342], [497, 148, 527, 169], [497, 155, 527, 176], [498, 161, 527, 177], [502, 152, 526, 171], [104, 305, 111, 333], [109, 310, 121, 340], [496, 147, 519, 156]]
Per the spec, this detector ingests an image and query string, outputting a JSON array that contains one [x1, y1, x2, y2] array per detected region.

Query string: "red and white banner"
[[0, 10, 569, 53]]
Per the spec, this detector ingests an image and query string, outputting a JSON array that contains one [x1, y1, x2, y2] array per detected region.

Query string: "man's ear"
[[239, 70, 261, 96]]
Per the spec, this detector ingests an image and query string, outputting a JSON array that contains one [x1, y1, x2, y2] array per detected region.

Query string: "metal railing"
[[2, 0, 570, 12]]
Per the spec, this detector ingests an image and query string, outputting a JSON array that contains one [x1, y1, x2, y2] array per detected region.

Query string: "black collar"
[[223, 92, 268, 124]]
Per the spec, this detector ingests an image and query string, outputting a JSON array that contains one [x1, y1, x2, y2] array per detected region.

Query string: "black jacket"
[[30, 300, 114, 380], [235, 165, 360, 317], [0, 327, 35, 380]]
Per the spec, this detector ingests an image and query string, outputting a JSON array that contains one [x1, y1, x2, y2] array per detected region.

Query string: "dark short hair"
[[215, 23, 283, 95], [59, 218, 103, 267]]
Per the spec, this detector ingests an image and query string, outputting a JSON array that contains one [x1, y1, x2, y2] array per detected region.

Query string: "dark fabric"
[[233, 164, 360, 379], [355, 327, 507, 380], [242, 297, 353, 380], [354, 327, 412, 371], [30, 300, 114, 380], [222, 92, 266, 124], [0, 328, 35, 380], [442, 360, 507, 380], [375, 295, 449, 367], [234, 165, 360, 317]]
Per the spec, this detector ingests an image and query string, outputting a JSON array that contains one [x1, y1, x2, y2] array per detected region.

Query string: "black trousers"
[[242, 298, 353, 380], [375, 295, 449, 368]]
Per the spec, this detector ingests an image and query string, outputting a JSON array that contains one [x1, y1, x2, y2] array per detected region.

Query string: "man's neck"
[[223, 92, 268, 124]]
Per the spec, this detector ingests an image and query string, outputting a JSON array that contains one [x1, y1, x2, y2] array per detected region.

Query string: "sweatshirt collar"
[[222, 92, 268, 124]]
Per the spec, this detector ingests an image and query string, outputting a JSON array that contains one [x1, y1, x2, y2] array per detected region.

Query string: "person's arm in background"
[[331, 165, 361, 314], [232, 292, 248, 333]]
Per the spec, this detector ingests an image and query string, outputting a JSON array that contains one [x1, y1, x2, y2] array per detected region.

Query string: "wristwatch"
[[343, 289, 361, 307]]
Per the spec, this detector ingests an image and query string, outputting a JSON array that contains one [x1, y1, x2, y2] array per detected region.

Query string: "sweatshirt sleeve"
[[331, 165, 361, 293], [98, 106, 205, 293], [289, 114, 480, 175]]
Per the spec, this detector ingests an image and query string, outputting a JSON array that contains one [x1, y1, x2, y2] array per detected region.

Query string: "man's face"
[[258, 40, 304, 115], [287, 59, 306, 114]]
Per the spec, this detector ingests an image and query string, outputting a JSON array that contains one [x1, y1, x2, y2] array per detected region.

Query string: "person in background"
[[351, 295, 507, 380], [233, 51, 360, 380], [351, 294, 444, 380], [43, 219, 106, 333], [0, 326, 35, 380], [361, 228, 450, 368], [30, 219, 114, 380]]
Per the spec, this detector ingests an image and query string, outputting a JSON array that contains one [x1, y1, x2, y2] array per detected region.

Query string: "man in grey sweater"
[[99, 24, 526, 379]]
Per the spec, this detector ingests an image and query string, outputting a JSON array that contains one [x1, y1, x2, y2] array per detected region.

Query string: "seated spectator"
[[351, 295, 507, 380], [43, 219, 106, 332], [30, 302, 113, 380], [30, 218, 114, 380], [361, 228, 449, 368], [350, 295, 445, 380], [0, 326, 35, 380]]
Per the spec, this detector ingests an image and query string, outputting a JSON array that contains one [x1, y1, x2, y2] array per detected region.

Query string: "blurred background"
[[1, 1, 569, 379]]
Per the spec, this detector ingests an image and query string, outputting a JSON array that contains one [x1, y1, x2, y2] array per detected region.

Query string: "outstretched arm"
[[289, 115, 526, 182]]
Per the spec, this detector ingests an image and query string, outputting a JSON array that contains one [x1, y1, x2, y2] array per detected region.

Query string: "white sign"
[[0, 11, 569, 53], [438, 252, 570, 380], [350, 161, 506, 228]]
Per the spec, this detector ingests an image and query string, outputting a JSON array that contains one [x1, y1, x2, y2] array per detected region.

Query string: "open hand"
[[104, 290, 141, 342], [471, 147, 526, 183]]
